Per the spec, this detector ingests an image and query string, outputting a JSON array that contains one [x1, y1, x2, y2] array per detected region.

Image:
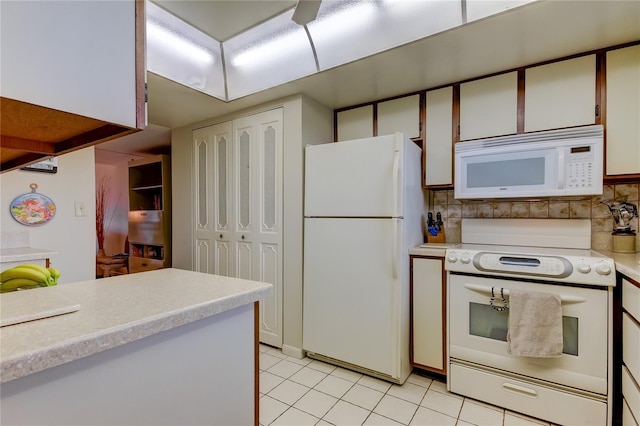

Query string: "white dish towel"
[[507, 289, 563, 358]]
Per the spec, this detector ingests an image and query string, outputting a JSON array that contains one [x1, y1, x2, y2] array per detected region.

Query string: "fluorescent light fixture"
[[307, 1, 377, 42], [231, 32, 310, 68], [146, 1, 225, 99], [147, 20, 214, 65]]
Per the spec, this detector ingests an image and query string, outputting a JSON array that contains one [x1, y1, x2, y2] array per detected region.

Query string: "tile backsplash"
[[430, 183, 639, 251]]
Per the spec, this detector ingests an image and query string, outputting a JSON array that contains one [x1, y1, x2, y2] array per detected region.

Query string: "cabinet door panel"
[[460, 72, 518, 140], [194, 122, 233, 275], [259, 243, 281, 346], [525, 55, 596, 132], [215, 240, 232, 277], [606, 45, 640, 176], [378, 95, 420, 139], [412, 257, 445, 372], [424, 87, 453, 186], [337, 105, 374, 141], [1, 1, 137, 127], [194, 238, 211, 274]]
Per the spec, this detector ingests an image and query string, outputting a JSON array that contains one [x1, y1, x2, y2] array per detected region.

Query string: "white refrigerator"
[[303, 133, 424, 384]]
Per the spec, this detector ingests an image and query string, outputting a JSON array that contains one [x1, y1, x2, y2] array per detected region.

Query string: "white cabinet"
[[336, 105, 373, 141], [378, 95, 421, 139], [606, 45, 640, 176], [0, 0, 145, 172], [424, 87, 453, 187], [622, 277, 640, 426], [193, 109, 283, 347], [460, 72, 518, 141], [411, 256, 446, 374], [524, 55, 596, 132]]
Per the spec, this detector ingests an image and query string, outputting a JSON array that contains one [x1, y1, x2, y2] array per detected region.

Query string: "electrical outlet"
[[74, 201, 86, 217]]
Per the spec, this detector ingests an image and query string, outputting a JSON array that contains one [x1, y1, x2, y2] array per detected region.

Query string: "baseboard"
[[281, 344, 305, 359]]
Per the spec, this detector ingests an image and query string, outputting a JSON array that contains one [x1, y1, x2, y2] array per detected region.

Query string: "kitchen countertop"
[[0, 247, 57, 263], [0, 268, 272, 383], [409, 243, 459, 257], [594, 249, 640, 283]]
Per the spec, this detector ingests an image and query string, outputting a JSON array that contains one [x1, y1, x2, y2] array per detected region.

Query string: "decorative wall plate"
[[10, 183, 56, 226]]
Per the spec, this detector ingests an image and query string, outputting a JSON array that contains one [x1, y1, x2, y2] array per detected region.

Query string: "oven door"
[[448, 273, 610, 395]]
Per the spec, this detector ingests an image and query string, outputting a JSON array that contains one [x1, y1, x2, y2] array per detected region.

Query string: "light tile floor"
[[259, 344, 556, 426]]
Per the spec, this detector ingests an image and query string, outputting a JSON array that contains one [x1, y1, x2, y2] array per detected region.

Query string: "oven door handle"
[[464, 284, 586, 304]]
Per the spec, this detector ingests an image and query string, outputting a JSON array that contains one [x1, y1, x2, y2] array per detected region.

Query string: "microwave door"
[[456, 148, 558, 199]]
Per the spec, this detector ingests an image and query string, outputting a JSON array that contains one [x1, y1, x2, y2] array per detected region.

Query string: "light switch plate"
[[74, 201, 86, 217]]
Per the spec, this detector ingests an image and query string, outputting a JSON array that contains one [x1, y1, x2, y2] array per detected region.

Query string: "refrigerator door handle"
[[392, 218, 400, 279], [392, 143, 401, 217]]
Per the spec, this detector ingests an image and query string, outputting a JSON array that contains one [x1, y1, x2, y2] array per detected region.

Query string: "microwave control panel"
[[566, 145, 594, 189]]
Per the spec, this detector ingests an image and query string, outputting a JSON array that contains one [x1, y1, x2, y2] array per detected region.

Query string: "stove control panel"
[[445, 249, 616, 286], [474, 252, 573, 278]]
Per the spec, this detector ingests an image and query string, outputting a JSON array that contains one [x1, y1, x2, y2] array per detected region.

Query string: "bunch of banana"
[[0, 264, 61, 293]]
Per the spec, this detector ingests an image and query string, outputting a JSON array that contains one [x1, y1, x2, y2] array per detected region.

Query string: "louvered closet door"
[[193, 122, 233, 276], [233, 109, 283, 347]]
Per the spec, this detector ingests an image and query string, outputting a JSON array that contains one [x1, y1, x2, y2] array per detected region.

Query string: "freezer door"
[[305, 134, 403, 217], [303, 217, 403, 379]]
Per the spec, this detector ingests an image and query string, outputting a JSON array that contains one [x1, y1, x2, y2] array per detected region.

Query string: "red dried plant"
[[96, 176, 111, 251]]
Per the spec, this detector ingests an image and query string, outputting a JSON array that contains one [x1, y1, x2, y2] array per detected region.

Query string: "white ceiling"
[[97, 0, 640, 157]]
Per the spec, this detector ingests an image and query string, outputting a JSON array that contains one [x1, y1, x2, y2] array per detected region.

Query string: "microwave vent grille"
[[455, 125, 603, 152]]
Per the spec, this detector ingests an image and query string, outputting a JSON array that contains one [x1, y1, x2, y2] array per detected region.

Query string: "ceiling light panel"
[[308, 0, 463, 71], [146, 1, 225, 100], [224, 9, 317, 100]]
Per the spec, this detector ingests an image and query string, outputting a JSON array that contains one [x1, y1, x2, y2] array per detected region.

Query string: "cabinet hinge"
[[595, 104, 600, 117], [145, 82, 148, 103]]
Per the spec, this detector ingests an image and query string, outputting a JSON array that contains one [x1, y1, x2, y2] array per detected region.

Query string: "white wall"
[[0, 148, 96, 284]]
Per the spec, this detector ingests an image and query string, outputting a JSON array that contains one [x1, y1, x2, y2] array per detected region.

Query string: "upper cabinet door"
[[1, 1, 139, 128], [524, 55, 596, 132], [606, 45, 640, 176], [460, 72, 518, 141], [336, 105, 374, 141], [377, 95, 421, 139], [424, 87, 453, 187]]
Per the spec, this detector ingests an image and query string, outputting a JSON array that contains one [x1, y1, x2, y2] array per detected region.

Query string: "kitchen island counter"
[[0, 268, 271, 425]]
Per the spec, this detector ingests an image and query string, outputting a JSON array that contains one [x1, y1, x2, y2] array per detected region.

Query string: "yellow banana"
[[47, 267, 61, 280], [0, 278, 44, 292], [18, 263, 52, 282], [0, 267, 49, 285]]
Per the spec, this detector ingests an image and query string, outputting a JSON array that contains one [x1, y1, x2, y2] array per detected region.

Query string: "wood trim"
[[1, 135, 57, 154], [55, 125, 135, 153], [419, 92, 427, 187], [604, 175, 640, 184], [135, 0, 146, 129], [452, 84, 460, 144], [372, 102, 378, 137], [254, 301, 259, 426], [595, 51, 605, 126], [440, 257, 447, 376], [409, 256, 415, 366], [516, 69, 526, 134]]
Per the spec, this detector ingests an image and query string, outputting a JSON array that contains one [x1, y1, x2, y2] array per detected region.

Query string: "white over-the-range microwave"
[[454, 125, 604, 199]]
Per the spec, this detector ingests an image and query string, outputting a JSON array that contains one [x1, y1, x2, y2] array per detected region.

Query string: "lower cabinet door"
[[411, 256, 445, 373]]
